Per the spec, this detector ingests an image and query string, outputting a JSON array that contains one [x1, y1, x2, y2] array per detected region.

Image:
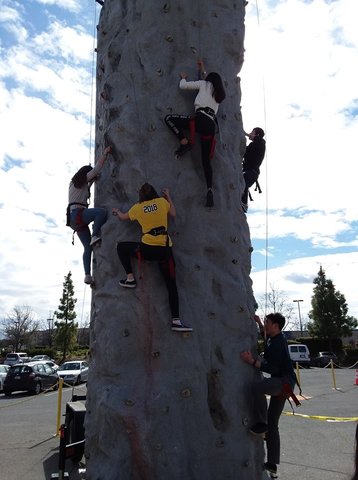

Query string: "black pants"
[[165, 112, 215, 189], [242, 169, 259, 205], [252, 376, 294, 465], [116, 242, 179, 318]]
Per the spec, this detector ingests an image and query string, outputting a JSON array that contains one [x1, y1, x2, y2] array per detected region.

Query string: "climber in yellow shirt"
[[113, 183, 192, 332]]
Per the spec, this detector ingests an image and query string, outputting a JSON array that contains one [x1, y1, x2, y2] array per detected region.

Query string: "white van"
[[288, 344, 310, 367]]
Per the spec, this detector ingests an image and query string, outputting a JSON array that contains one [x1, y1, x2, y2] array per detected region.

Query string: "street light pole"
[[47, 312, 54, 347], [293, 299, 304, 335]]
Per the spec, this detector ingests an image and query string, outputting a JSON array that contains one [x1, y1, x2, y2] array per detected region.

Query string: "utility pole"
[[293, 299, 304, 334]]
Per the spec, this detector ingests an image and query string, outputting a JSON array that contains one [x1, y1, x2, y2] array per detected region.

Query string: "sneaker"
[[175, 143, 192, 157], [171, 322, 193, 332], [264, 463, 278, 478], [241, 202, 248, 213], [119, 279, 136, 288], [90, 235, 101, 246], [84, 274, 94, 285], [205, 189, 214, 207], [249, 422, 268, 436]]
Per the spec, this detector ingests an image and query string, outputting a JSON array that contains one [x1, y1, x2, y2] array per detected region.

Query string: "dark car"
[[3, 361, 59, 396], [312, 351, 338, 367]]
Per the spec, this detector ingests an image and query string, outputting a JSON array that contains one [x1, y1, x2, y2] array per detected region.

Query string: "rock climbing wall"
[[85, 1, 262, 479]]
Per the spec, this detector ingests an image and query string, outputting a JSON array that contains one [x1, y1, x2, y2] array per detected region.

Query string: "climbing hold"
[[230, 236, 239, 243], [232, 259, 239, 264], [154, 443, 163, 451], [249, 246, 253, 253], [221, 114, 227, 120], [122, 329, 130, 337], [165, 35, 174, 42], [215, 437, 225, 448], [238, 306, 244, 312], [212, 11, 218, 18], [181, 388, 191, 398], [243, 460, 250, 468], [101, 30, 107, 36], [229, 183, 237, 190], [125, 399, 135, 406], [222, 143, 227, 150], [242, 417, 249, 426], [235, 112, 241, 120], [156, 68, 163, 76], [148, 124, 156, 132], [151, 351, 160, 358], [208, 312, 216, 319], [111, 167, 117, 178], [163, 3, 170, 13], [194, 264, 201, 271], [100, 90, 108, 101], [162, 406, 169, 413], [190, 46, 197, 54], [214, 346, 224, 364]]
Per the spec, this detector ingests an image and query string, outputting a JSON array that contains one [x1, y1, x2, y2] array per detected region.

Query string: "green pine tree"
[[54, 271, 78, 360], [307, 266, 357, 349]]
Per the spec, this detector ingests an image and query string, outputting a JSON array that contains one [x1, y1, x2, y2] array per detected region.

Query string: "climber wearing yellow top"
[[113, 183, 192, 332]]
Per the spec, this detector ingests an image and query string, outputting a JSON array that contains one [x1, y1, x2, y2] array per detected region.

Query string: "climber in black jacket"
[[240, 312, 296, 479], [241, 127, 266, 212]]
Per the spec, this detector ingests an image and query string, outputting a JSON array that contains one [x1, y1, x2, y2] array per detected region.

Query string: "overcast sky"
[[0, 0, 357, 330]]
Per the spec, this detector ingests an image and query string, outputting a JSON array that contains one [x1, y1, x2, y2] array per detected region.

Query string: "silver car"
[[57, 361, 89, 385], [0, 364, 10, 392]]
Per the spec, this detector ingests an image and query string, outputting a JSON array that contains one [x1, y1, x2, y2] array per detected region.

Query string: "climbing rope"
[[251, 0, 269, 317], [88, 0, 100, 167]]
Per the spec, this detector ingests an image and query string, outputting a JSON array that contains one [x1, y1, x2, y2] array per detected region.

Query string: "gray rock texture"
[[85, 1, 262, 479]]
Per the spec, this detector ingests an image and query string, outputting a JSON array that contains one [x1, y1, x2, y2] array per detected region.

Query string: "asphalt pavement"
[[0, 368, 356, 480]]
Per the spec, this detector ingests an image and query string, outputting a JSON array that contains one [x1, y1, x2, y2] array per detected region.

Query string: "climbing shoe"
[[205, 189, 214, 208], [171, 322, 193, 332], [84, 274, 94, 285], [264, 463, 278, 478], [249, 422, 268, 436], [175, 143, 192, 157], [90, 235, 101, 246], [119, 279, 137, 288]]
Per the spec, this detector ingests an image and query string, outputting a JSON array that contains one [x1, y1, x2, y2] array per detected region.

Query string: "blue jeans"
[[70, 208, 107, 275]]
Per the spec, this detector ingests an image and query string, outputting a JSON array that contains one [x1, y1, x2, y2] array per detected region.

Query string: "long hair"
[[139, 183, 159, 202], [72, 165, 93, 188], [206, 72, 226, 104]]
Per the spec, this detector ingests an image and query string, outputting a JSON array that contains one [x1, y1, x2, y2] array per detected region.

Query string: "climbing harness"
[[66, 203, 88, 245], [188, 112, 219, 160], [248, 179, 262, 202]]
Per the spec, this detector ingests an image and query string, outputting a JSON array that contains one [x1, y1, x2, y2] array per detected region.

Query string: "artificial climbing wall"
[[85, 1, 262, 479]]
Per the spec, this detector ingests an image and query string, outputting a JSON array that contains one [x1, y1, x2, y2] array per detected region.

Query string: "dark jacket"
[[242, 138, 266, 173], [260, 332, 296, 387]]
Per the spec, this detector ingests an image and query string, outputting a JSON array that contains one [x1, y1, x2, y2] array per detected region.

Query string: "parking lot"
[[0, 367, 356, 479]]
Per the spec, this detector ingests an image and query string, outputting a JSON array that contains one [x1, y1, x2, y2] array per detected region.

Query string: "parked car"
[[0, 364, 10, 392], [312, 351, 338, 367], [288, 344, 311, 367], [4, 352, 31, 366], [3, 361, 59, 396], [45, 360, 59, 371], [31, 355, 52, 361], [57, 361, 89, 385]]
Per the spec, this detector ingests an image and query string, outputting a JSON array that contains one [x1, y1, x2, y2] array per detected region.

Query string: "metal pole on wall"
[[293, 299, 304, 334]]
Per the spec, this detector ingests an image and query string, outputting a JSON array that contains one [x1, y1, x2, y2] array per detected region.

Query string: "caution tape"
[[283, 411, 358, 422]]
